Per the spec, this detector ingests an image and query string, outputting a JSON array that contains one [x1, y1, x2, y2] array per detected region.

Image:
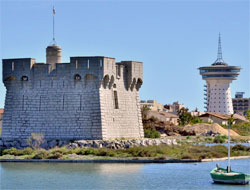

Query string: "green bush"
[[74, 148, 97, 155], [232, 145, 248, 151], [51, 147, 72, 155], [205, 137, 212, 142], [33, 150, 48, 159], [47, 152, 63, 159], [21, 148, 34, 155], [144, 129, 160, 138], [1, 144, 249, 160], [213, 136, 226, 143], [2, 147, 34, 156]]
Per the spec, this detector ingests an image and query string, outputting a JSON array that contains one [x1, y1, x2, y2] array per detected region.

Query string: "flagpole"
[[53, 6, 55, 44]]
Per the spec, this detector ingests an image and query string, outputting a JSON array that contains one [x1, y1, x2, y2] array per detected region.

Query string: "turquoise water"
[[1, 159, 249, 190]]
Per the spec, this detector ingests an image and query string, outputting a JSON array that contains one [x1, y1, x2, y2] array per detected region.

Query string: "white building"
[[199, 34, 241, 114], [199, 112, 247, 125], [140, 100, 164, 111]]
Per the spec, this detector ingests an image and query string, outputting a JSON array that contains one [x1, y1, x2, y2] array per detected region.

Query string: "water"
[[1, 159, 249, 190], [204, 143, 250, 147]]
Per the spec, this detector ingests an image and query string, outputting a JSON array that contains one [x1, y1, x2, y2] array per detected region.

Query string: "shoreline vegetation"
[[1, 144, 249, 162]]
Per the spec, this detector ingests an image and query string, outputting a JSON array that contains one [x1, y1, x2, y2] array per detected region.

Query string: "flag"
[[53, 7, 56, 15]]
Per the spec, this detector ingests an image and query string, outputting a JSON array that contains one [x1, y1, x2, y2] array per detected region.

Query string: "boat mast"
[[227, 120, 231, 172], [227, 114, 234, 173]]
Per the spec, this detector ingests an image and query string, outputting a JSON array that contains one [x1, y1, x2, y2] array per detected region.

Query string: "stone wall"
[[2, 56, 143, 140], [100, 64, 144, 139], [0, 138, 177, 150]]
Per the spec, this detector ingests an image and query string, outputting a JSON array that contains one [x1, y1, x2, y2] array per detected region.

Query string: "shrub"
[[47, 152, 63, 159], [2, 147, 35, 156], [84, 148, 96, 155], [232, 145, 247, 151], [2, 148, 19, 155], [50, 147, 71, 155], [181, 153, 193, 159], [190, 116, 202, 125], [213, 136, 226, 143], [27, 133, 45, 149], [21, 147, 34, 155], [96, 149, 116, 157], [33, 150, 48, 159], [205, 137, 212, 142], [144, 129, 160, 138]]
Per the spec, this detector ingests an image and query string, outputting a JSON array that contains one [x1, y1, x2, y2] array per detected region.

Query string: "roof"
[[199, 112, 247, 122], [0, 108, 4, 114], [150, 111, 178, 118]]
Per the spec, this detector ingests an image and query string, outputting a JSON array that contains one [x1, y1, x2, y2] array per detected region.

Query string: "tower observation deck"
[[198, 34, 241, 114]]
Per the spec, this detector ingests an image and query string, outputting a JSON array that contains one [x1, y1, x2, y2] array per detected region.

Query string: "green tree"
[[141, 105, 150, 120], [246, 110, 250, 120], [191, 116, 202, 124], [177, 107, 193, 126]]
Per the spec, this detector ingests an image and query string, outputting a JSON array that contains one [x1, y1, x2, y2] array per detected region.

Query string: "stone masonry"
[[2, 45, 144, 140]]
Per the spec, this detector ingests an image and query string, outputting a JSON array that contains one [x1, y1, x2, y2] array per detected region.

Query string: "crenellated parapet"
[[119, 61, 143, 91], [3, 56, 143, 91]]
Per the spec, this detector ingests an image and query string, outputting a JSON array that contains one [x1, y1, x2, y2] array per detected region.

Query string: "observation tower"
[[199, 34, 241, 114]]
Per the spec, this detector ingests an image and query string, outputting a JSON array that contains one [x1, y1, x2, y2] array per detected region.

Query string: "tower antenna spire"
[[214, 33, 224, 64], [217, 33, 223, 60], [52, 6, 56, 45]]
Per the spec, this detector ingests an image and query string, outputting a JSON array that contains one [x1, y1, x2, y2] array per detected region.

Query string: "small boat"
[[210, 115, 250, 185], [210, 167, 250, 185]]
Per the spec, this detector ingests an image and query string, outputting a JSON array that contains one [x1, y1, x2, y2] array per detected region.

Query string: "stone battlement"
[[3, 57, 143, 91]]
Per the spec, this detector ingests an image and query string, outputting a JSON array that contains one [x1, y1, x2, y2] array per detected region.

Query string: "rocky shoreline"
[[0, 138, 178, 150]]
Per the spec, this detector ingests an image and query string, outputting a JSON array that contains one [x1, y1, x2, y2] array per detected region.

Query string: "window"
[[76, 60, 78, 69], [21, 76, 28, 81], [116, 65, 121, 78], [100, 59, 103, 67], [87, 59, 90, 69], [12, 62, 15, 71], [74, 74, 81, 81], [114, 91, 119, 109]]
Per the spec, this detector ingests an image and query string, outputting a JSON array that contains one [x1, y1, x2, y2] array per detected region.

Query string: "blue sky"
[[0, 0, 249, 111]]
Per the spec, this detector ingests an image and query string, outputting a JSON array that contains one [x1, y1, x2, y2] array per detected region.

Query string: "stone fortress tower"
[[199, 34, 241, 114], [2, 43, 144, 140], [2, 7, 144, 141]]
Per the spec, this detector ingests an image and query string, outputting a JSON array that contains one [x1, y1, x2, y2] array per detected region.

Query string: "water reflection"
[[1, 162, 143, 174], [1, 160, 249, 190]]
